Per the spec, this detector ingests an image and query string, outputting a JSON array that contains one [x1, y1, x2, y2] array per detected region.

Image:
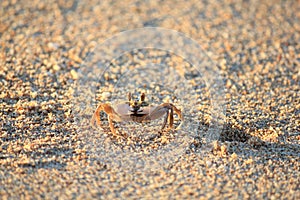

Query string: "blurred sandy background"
[[0, 0, 299, 199]]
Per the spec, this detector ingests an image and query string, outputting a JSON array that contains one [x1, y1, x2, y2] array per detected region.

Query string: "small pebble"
[[70, 69, 78, 80]]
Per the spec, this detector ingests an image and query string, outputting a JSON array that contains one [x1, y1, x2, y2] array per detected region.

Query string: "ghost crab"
[[91, 92, 183, 135]]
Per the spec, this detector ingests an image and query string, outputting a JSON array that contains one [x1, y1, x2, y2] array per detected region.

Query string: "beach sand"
[[0, 0, 299, 199]]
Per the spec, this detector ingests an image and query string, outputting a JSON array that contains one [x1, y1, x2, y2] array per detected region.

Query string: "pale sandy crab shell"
[[115, 103, 168, 122]]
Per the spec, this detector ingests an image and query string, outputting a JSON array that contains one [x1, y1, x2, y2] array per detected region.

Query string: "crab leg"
[[149, 103, 183, 130], [91, 103, 121, 135], [161, 110, 169, 130], [91, 103, 104, 128], [170, 103, 183, 130], [168, 106, 174, 129], [107, 115, 116, 135]]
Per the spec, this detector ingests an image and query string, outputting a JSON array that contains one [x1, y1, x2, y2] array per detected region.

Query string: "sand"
[[0, 0, 299, 199]]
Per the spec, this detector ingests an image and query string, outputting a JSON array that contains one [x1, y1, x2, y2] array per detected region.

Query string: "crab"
[[91, 92, 183, 135]]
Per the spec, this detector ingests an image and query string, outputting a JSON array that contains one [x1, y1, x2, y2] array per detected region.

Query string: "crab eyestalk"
[[141, 93, 145, 101], [140, 93, 149, 107], [128, 92, 131, 102]]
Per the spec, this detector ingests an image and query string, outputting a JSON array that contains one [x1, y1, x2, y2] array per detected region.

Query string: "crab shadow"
[[191, 118, 300, 161], [87, 111, 300, 163]]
